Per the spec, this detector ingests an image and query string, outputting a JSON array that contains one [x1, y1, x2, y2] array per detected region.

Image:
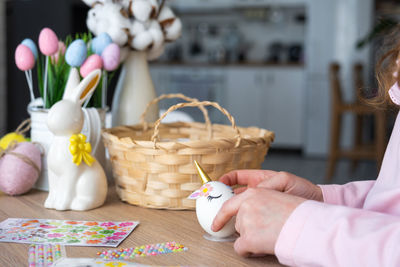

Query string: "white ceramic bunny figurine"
[[44, 69, 108, 211]]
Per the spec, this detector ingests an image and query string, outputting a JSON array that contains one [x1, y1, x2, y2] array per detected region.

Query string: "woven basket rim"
[[102, 121, 275, 148]]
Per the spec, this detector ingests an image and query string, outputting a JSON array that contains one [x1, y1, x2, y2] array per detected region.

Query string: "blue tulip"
[[21, 38, 38, 60], [65, 39, 87, 67], [91, 32, 112, 55]]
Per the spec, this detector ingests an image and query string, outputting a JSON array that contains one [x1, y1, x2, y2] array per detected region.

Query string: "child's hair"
[[374, 24, 400, 108]]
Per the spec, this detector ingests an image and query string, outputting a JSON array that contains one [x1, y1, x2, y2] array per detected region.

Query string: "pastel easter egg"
[[101, 43, 120, 71], [0, 132, 27, 149], [38, 28, 59, 56], [65, 39, 87, 67], [91, 32, 112, 55], [0, 142, 41, 195], [51, 41, 66, 64], [21, 38, 38, 59], [15, 44, 35, 71], [80, 54, 103, 77]]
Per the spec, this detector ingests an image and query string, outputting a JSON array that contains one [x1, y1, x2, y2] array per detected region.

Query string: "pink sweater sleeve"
[[318, 180, 375, 208], [275, 200, 400, 267]]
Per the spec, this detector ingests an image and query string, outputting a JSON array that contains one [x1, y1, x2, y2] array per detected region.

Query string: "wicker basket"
[[102, 94, 274, 210]]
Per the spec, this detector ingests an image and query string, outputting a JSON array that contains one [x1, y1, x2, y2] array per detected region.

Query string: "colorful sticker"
[[188, 183, 213, 199], [97, 241, 188, 260], [0, 218, 139, 247]]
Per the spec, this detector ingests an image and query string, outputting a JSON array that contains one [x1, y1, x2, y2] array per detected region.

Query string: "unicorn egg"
[[193, 181, 236, 238], [189, 161, 236, 239]]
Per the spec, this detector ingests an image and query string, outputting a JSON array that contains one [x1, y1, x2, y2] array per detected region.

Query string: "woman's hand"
[[219, 170, 323, 202], [212, 188, 306, 256]]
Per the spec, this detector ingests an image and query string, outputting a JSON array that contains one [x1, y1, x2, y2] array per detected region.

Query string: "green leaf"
[[37, 55, 44, 100]]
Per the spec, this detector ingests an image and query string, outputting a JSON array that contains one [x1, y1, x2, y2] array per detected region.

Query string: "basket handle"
[[151, 100, 242, 148], [140, 93, 212, 131]]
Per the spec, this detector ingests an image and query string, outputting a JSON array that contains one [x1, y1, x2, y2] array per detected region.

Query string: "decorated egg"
[[51, 41, 66, 64], [0, 142, 41, 195], [21, 38, 38, 59], [188, 161, 236, 239], [65, 39, 87, 67], [91, 32, 112, 55], [38, 28, 59, 56], [15, 44, 35, 71], [0, 132, 27, 149], [80, 54, 103, 77], [101, 43, 120, 71]]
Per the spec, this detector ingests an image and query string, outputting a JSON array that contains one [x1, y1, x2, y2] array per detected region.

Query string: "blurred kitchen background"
[[1, 0, 399, 184]]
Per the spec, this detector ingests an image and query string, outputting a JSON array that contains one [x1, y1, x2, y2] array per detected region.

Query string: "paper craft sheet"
[[0, 218, 139, 247]]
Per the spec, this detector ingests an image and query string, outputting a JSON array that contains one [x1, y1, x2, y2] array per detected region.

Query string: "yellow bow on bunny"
[[69, 133, 94, 166]]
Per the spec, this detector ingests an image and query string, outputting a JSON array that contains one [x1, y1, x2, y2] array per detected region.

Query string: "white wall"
[[303, 0, 373, 156]]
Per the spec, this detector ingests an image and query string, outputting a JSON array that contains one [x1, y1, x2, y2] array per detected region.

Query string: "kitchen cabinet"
[[225, 66, 305, 148], [169, 0, 308, 10], [224, 68, 261, 128], [150, 64, 305, 149], [150, 65, 227, 123]]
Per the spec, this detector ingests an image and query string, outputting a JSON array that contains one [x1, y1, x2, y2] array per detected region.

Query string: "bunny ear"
[[66, 69, 101, 105], [63, 67, 81, 100]]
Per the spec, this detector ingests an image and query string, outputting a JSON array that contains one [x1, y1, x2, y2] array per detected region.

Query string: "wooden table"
[[0, 186, 282, 266]]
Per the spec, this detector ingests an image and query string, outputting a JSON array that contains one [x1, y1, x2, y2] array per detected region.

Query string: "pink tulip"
[[51, 41, 66, 64]]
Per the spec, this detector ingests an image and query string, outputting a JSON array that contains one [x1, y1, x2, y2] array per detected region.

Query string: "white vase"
[[112, 51, 159, 126], [28, 104, 108, 191]]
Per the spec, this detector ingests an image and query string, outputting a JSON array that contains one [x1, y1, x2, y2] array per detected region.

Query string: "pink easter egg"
[[15, 44, 35, 71], [38, 28, 59, 56], [101, 43, 120, 71], [0, 142, 41, 195], [51, 41, 66, 64], [80, 54, 103, 77]]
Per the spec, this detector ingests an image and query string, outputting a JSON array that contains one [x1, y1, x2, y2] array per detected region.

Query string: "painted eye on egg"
[[207, 194, 222, 202]]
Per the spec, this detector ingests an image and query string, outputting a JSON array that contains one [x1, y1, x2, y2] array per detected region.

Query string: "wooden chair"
[[325, 62, 387, 182]]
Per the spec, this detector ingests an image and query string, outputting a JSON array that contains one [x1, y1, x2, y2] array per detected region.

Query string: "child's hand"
[[219, 170, 323, 202], [212, 188, 306, 256]]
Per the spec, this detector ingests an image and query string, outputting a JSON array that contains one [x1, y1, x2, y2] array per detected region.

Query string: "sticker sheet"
[[0, 218, 139, 247], [28, 244, 66, 267], [97, 241, 188, 260]]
